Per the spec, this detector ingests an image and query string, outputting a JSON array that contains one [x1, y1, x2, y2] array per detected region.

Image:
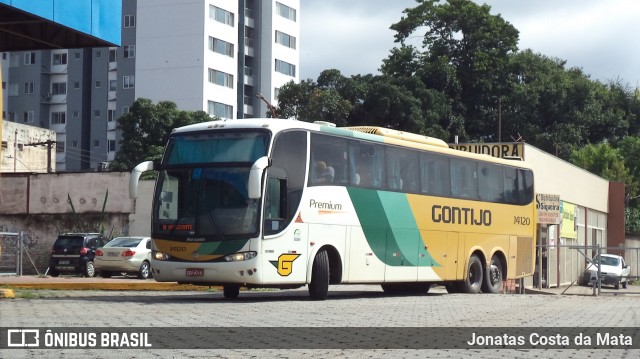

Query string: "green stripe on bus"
[[195, 239, 249, 255], [348, 188, 434, 267], [319, 126, 385, 143]]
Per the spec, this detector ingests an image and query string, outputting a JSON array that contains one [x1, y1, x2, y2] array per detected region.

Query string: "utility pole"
[[24, 140, 55, 173], [13, 129, 17, 172]]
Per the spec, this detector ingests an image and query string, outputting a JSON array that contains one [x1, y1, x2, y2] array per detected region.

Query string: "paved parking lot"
[[1, 278, 639, 358]]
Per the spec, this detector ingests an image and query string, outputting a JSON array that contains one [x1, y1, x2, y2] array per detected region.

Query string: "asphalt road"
[[1, 282, 639, 358]]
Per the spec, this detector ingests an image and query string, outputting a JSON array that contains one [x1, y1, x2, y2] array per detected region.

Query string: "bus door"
[[347, 226, 385, 282]]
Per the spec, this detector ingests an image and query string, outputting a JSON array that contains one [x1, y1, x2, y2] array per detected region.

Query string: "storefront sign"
[[536, 194, 560, 224], [449, 143, 524, 159], [560, 201, 577, 239]]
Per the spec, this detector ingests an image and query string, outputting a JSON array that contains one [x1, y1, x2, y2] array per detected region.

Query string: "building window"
[[208, 37, 234, 57], [124, 14, 136, 28], [275, 31, 296, 49], [95, 81, 101, 88], [8, 112, 16, 121], [23, 82, 34, 94], [124, 45, 135, 58], [23, 111, 34, 123], [276, 2, 296, 21], [208, 69, 234, 88], [56, 141, 65, 153], [72, 140, 78, 147], [122, 106, 130, 114], [109, 48, 117, 62], [275, 59, 296, 77], [74, 82, 80, 89], [109, 80, 117, 91], [210, 5, 234, 26], [24, 52, 36, 65], [208, 101, 233, 119], [73, 111, 79, 118], [108, 109, 116, 122], [52, 82, 67, 95], [74, 52, 81, 59], [123, 75, 135, 89], [108, 140, 116, 152], [94, 110, 101, 117], [53, 53, 67, 65], [94, 140, 100, 147], [51, 112, 66, 124], [96, 50, 102, 57]]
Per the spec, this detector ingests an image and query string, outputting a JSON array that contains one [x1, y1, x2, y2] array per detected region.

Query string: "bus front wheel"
[[461, 255, 483, 294], [309, 249, 330, 300]]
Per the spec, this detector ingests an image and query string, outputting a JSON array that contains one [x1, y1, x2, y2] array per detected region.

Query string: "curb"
[[0, 288, 16, 298]]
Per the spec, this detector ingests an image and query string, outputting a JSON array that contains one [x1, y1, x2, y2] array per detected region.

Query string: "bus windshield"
[[153, 130, 270, 240]]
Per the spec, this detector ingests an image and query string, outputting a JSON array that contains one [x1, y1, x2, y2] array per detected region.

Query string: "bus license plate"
[[186, 268, 204, 276], [59, 260, 69, 265]]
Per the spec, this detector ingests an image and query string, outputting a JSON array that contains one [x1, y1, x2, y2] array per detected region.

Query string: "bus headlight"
[[224, 251, 257, 262], [153, 250, 171, 261]]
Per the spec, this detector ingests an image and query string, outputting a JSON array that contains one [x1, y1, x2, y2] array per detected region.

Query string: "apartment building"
[[1, 0, 300, 172]]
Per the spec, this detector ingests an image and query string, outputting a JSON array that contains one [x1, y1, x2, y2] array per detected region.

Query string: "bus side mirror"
[[248, 156, 270, 199], [130, 161, 155, 199]]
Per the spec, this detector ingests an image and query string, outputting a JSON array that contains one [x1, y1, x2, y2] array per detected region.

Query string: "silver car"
[[94, 236, 152, 279]]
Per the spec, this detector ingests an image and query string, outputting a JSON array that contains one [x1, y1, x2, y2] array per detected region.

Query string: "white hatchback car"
[[580, 253, 631, 289], [94, 236, 152, 279]]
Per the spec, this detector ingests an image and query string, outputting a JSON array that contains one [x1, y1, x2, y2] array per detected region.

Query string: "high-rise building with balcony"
[[1, 0, 300, 171]]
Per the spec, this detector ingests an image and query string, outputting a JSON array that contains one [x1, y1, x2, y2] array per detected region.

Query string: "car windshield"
[[598, 256, 620, 266], [105, 237, 143, 248], [53, 237, 84, 249]]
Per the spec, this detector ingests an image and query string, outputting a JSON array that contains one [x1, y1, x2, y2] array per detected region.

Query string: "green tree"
[[569, 142, 631, 187], [387, 0, 519, 141], [110, 98, 214, 171]]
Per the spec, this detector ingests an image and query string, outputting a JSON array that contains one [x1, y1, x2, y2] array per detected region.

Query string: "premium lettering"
[[432, 205, 492, 226], [309, 199, 343, 211]]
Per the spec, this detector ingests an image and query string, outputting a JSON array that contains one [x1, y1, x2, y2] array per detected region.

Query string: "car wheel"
[[622, 279, 628, 289], [138, 261, 151, 279], [615, 281, 620, 290], [84, 261, 96, 277]]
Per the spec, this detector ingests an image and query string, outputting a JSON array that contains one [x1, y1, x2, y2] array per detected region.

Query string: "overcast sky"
[[299, 0, 640, 87]]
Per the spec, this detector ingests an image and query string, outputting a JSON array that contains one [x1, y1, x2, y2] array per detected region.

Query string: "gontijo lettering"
[[432, 205, 492, 226]]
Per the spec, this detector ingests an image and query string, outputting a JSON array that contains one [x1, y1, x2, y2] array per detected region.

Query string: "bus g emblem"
[[270, 253, 301, 276]]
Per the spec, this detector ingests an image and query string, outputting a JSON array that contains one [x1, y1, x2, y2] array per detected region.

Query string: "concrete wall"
[[0, 171, 134, 273], [1, 121, 56, 173]]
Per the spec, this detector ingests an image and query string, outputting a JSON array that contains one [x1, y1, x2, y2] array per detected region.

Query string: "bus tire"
[[482, 255, 503, 294], [223, 284, 240, 299], [309, 249, 330, 300], [461, 255, 483, 294]]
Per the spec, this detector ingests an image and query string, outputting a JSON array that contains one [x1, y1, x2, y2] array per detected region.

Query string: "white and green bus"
[[129, 118, 536, 300]]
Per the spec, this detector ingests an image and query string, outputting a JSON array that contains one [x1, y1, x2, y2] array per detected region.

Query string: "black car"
[[48, 233, 108, 277]]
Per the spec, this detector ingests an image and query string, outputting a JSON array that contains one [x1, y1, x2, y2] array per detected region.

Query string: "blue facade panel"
[[1, 0, 121, 46]]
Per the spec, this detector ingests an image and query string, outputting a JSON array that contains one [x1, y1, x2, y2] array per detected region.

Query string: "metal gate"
[[0, 232, 23, 275]]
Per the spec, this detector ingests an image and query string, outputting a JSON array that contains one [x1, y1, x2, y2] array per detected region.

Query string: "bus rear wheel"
[[482, 255, 503, 294], [223, 284, 240, 299], [461, 255, 483, 294], [309, 249, 329, 300]]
